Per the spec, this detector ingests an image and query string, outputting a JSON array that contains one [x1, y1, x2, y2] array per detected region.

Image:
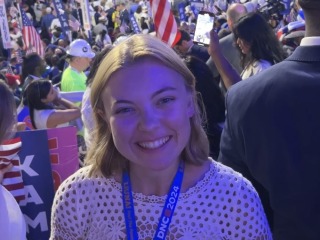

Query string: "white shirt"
[[34, 109, 68, 129], [300, 36, 320, 46]]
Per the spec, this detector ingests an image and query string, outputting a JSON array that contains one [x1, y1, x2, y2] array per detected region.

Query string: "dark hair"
[[99, 29, 107, 39], [24, 80, 53, 129], [184, 56, 225, 158], [86, 45, 114, 86], [175, 30, 191, 46], [51, 54, 60, 67], [233, 12, 286, 67], [44, 52, 53, 66], [42, 38, 50, 46], [21, 53, 43, 81], [136, 5, 142, 14]]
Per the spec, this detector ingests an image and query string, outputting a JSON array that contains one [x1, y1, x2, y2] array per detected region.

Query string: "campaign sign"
[[16, 130, 54, 240], [47, 126, 79, 192]]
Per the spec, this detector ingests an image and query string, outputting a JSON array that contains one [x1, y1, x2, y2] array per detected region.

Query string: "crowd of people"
[[1, 0, 320, 239]]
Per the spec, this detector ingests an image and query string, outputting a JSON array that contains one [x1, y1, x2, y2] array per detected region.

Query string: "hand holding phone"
[[208, 29, 220, 56]]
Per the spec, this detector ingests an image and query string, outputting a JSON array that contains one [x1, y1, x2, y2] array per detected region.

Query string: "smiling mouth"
[[138, 136, 170, 149]]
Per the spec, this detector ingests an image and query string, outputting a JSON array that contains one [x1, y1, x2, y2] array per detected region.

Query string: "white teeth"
[[138, 137, 169, 149]]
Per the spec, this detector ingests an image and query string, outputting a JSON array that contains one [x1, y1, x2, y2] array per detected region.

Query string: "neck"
[[304, 14, 320, 37], [69, 62, 82, 73], [129, 161, 181, 196]]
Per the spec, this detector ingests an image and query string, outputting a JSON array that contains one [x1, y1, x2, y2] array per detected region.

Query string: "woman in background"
[[95, 30, 112, 49], [21, 53, 47, 90], [24, 79, 80, 129], [209, 12, 286, 88]]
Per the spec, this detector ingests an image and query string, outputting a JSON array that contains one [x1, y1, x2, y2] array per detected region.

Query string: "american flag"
[[150, 0, 181, 47], [19, 7, 44, 57], [0, 138, 25, 203]]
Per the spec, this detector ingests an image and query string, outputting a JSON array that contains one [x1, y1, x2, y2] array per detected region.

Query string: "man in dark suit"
[[217, 0, 320, 239], [71, 2, 83, 26], [119, 2, 131, 33], [174, 30, 210, 62]]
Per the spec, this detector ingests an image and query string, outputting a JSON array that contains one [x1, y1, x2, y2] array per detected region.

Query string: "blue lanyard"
[[122, 161, 185, 240]]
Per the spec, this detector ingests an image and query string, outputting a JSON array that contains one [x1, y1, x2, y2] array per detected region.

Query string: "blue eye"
[[115, 107, 134, 114], [159, 97, 174, 105]]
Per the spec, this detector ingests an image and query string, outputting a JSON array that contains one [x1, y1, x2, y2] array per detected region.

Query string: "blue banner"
[[16, 130, 55, 240], [190, 4, 199, 19], [52, 0, 70, 40], [178, 2, 186, 22], [281, 0, 292, 14], [130, 16, 141, 34]]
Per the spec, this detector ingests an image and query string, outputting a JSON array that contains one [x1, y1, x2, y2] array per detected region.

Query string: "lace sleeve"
[[230, 176, 272, 239], [50, 170, 92, 240]]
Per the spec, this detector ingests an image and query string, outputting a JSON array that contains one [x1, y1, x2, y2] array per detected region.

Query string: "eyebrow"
[[114, 86, 177, 105]]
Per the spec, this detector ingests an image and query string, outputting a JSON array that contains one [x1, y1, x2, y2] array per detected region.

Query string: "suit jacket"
[[218, 45, 320, 240], [120, 9, 130, 26], [189, 44, 210, 63]]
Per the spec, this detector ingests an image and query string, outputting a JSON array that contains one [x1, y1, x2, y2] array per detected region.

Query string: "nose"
[[138, 108, 159, 131]]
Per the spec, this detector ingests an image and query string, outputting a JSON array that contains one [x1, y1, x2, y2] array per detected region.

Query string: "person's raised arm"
[[46, 90, 81, 128], [208, 29, 241, 89], [53, 96, 80, 110]]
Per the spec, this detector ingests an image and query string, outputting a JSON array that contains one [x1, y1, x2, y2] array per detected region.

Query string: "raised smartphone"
[[193, 11, 215, 46]]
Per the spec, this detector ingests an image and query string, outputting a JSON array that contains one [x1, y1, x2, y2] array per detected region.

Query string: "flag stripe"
[[150, 0, 181, 47], [1, 137, 25, 202], [15, 195, 26, 202], [0, 148, 21, 157], [4, 182, 24, 191], [3, 171, 21, 178]]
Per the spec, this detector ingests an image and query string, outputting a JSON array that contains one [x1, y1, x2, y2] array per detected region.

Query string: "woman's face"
[[100, 58, 194, 172], [236, 37, 251, 55], [42, 84, 57, 103]]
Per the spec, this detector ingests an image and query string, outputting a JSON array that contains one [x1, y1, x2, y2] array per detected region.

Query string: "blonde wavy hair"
[[0, 81, 16, 143], [87, 34, 209, 177]]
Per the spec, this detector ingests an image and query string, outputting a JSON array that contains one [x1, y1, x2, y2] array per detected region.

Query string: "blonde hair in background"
[[0, 81, 16, 143], [87, 34, 210, 177]]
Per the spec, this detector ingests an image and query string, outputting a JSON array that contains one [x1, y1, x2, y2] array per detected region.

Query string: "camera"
[[258, 0, 286, 20]]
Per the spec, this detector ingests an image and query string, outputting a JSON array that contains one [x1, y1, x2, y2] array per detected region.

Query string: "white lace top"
[[50, 160, 272, 240]]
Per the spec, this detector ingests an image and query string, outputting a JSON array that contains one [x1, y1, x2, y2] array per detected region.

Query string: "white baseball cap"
[[67, 39, 95, 58]]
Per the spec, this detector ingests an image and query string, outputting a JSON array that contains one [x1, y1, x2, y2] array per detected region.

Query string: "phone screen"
[[193, 12, 214, 46]]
